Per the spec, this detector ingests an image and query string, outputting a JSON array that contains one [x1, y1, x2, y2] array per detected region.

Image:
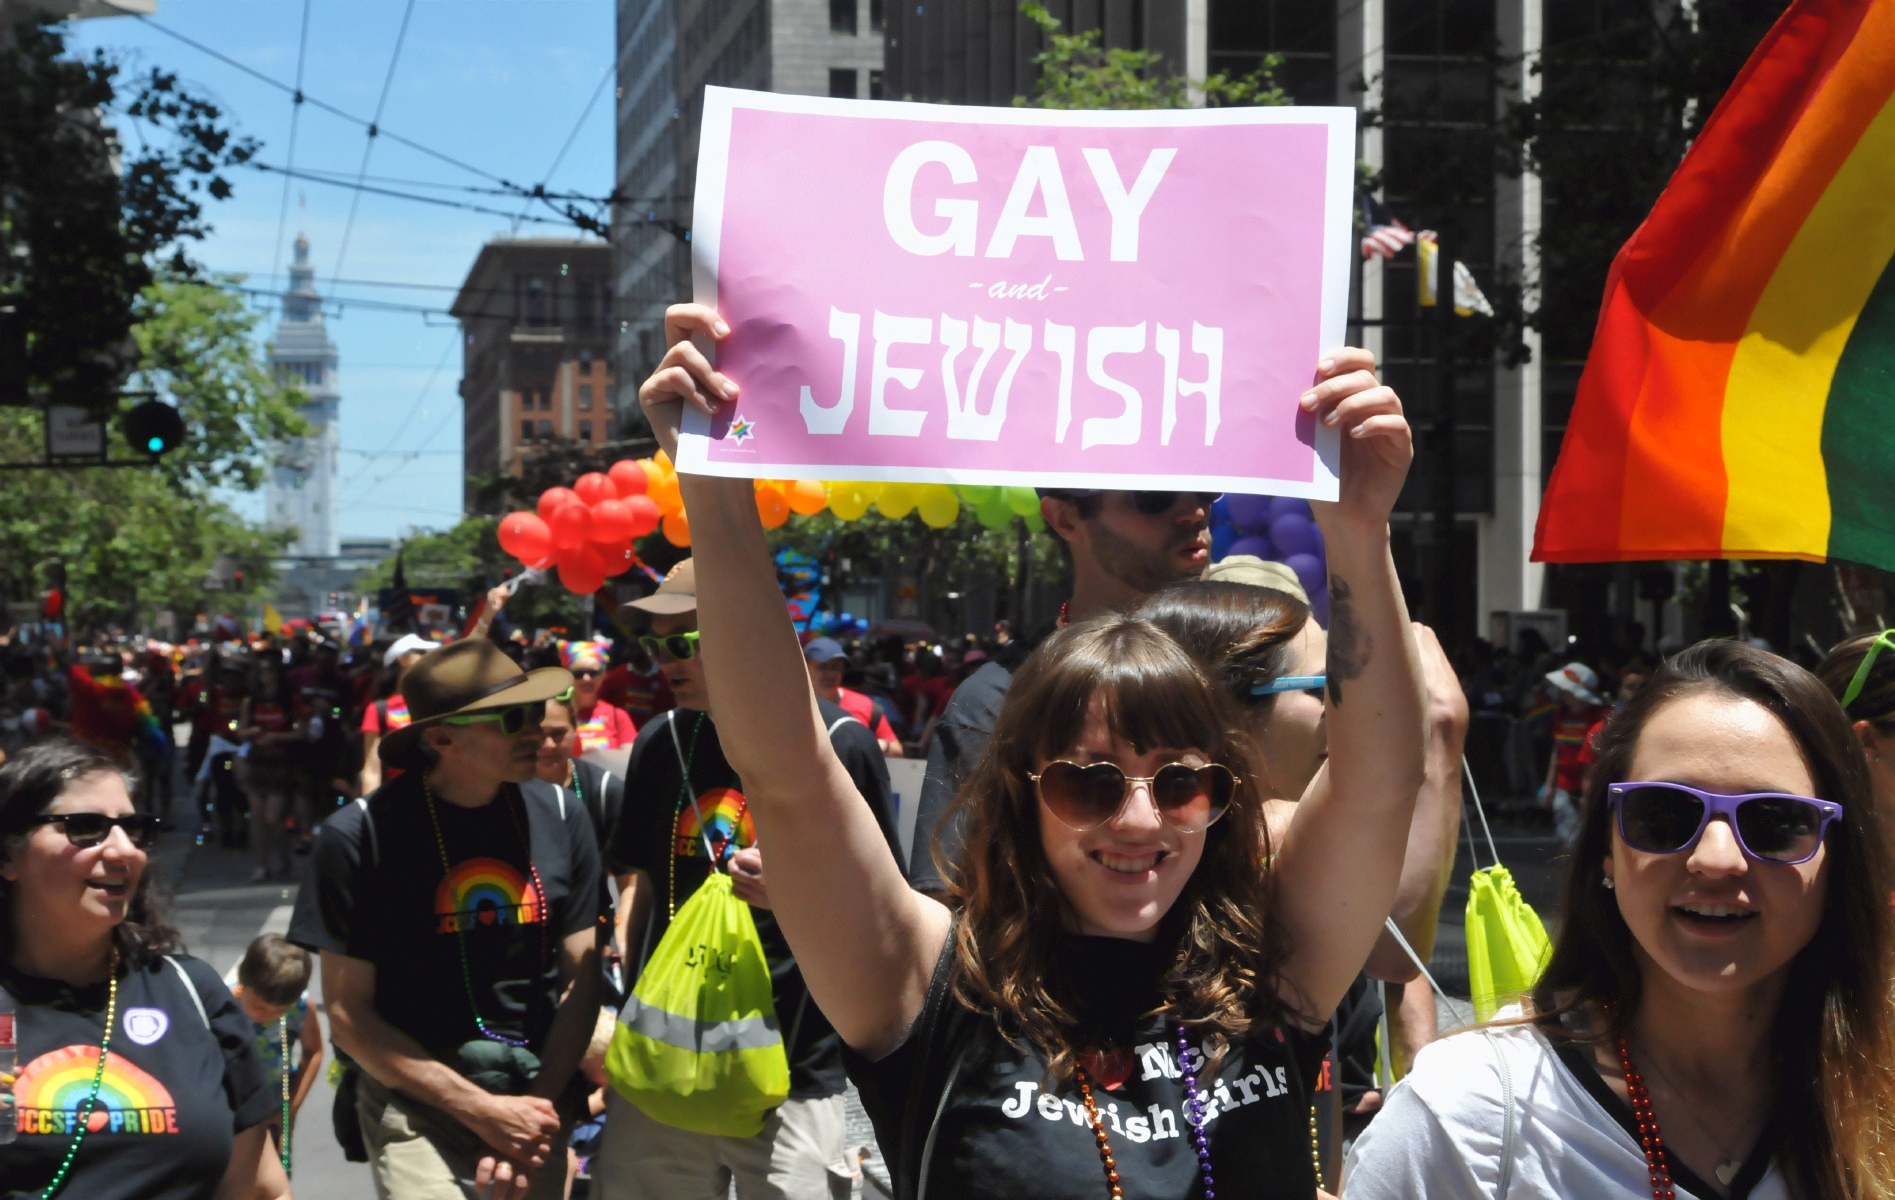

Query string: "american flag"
[[1361, 197, 1416, 261]]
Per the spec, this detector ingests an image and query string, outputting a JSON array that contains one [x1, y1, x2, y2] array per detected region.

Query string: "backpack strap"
[[375, 698, 388, 733], [551, 783, 567, 823], [1485, 1030, 1518, 1200], [897, 926, 964, 1200], [163, 956, 212, 1030], [826, 715, 860, 737]]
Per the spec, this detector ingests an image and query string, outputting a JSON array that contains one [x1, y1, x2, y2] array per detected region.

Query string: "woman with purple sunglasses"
[[1346, 639, 1895, 1200]]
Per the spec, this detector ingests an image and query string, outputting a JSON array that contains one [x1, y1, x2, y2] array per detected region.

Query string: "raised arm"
[[640, 303, 949, 1057], [1269, 347, 1428, 1024]]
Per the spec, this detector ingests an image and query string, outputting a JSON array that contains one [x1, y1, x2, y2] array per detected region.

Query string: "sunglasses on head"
[[1253, 674, 1326, 699], [1607, 782, 1842, 865], [442, 700, 546, 737], [1029, 760, 1235, 834], [1841, 629, 1895, 708], [26, 812, 167, 850], [1130, 491, 1219, 517], [639, 631, 701, 662]]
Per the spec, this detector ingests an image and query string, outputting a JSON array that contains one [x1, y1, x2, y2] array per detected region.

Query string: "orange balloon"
[[654, 448, 674, 474], [649, 470, 682, 512], [756, 485, 789, 529], [662, 508, 691, 547], [786, 478, 829, 516]]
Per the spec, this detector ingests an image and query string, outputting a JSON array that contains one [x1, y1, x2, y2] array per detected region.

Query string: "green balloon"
[[1023, 508, 1046, 533], [1004, 486, 1040, 517], [957, 484, 996, 507], [976, 497, 1013, 530]]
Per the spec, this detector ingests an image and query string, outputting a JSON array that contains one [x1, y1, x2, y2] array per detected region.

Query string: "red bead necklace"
[[1616, 1035, 1678, 1200]]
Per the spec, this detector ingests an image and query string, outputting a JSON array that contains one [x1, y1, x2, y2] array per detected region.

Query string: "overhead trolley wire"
[[512, 63, 615, 233], [330, 0, 417, 286], [267, 0, 313, 289], [245, 162, 575, 227]]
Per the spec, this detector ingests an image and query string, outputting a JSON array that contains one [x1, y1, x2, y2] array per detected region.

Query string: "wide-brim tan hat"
[[379, 639, 572, 766], [623, 558, 696, 616]]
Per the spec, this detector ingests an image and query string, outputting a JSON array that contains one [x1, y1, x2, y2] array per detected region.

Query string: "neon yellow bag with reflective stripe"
[[605, 871, 789, 1137], [1465, 864, 1552, 1021]]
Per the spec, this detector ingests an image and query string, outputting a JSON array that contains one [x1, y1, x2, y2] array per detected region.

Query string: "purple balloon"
[[1284, 552, 1326, 597], [1268, 495, 1312, 523], [1225, 493, 1273, 534], [1227, 535, 1274, 560], [1269, 513, 1322, 558], [1310, 587, 1330, 629]]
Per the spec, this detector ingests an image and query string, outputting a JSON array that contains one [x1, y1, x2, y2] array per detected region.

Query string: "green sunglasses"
[[639, 631, 701, 661], [442, 700, 547, 736], [1841, 629, 1895, 709]]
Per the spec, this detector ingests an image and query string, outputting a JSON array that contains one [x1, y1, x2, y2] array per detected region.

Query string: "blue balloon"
[[1210, 495, 1232, 526], [1270, 513, 1322, 558], [838, 611, 853, 623], [1310, 587, 1330, 629], [1268, 495, 1312, 523], [1284, 552, 1326, 598], [1210, 522, 1238, 562], [1226, 493, 1273, 534], [1228, 535, 1274, 560]]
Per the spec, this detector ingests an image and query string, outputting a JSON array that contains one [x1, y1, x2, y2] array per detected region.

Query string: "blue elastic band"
[[1252, 675, 1326, 695]]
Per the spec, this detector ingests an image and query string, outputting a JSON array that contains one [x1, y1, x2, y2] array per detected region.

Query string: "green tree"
[[1016, 1, 1287, 110], [356, 517, 592, 637], [0, 13, 259, 408]]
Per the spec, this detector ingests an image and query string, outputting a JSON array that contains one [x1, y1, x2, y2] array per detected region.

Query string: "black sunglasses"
[[26, 812, 167, 850], [638, 632, 701, 662], [1028, 760, 1235, 834], [1131, 491, 1219, 516]]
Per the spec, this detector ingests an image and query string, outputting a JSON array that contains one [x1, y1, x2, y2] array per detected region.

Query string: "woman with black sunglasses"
[[0, 739, 288, 1199], [1346, 640, 1895, 1199], [637, 302, 1427, 1200]]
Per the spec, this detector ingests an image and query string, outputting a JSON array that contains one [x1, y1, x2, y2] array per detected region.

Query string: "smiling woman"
[[1346, 641, 1895, 1200], [0, 740, 287, 1200]]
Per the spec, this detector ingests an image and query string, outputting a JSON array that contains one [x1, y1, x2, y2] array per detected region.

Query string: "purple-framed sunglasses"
[[1606, 782, 1843, 866]]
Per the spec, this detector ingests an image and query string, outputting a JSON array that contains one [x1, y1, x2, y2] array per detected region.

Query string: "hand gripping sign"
[[675, 88, 1356, 500]]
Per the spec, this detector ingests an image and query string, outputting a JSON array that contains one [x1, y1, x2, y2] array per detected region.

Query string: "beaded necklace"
[[1073, 1023, 1216, 1200], [667, 712, 705, 920], [1617, 1036, 1677, 1200], [277, 1014, 292, 1176], [423, 777, 550, 1048], [40, 946, 117, 1200]]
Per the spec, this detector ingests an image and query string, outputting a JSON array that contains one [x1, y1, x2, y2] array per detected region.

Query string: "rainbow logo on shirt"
[[435, 857, 543, 934], [674, 787, 754, 861], [14, 1045, 179, 1135]]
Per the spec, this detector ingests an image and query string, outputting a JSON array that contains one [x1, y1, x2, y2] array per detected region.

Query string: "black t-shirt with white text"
[[310, 772, 602, 1058], [0, 954, 274, 1200], [605, 702, 898, 1098], [847, 934, 1329, 1200]]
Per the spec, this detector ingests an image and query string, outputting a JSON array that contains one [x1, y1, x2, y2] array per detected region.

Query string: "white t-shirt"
[[1341, 1023, 1789, 1200]]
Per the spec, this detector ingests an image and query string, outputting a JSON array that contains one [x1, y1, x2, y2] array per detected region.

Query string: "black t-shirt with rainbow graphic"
[[0, 953, 273, 1200], [312, 773, 602, 1059]]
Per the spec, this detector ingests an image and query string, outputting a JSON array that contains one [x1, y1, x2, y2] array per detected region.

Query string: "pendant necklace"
[[39, 946, 118, 1200], [1073, 1023, 1217, 1200], [1622, 1035, 1755, 1190]]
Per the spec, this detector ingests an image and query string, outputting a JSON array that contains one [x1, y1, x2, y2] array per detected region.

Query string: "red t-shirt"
[[362, 695, 411, 783], [837, 687, 897, 745], [599, 664, 674, 726], [574, 699, 638, 756], [903, 675, 953, 723], [1554, 707, 1605, 793]]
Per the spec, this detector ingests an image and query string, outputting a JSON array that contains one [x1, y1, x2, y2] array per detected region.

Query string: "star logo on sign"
[[726, 415, 756, 445]]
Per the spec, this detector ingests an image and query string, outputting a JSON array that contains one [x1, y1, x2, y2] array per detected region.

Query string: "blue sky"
[[69, 0, 615, 540]]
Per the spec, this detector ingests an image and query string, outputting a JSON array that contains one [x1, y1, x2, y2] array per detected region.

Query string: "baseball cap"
[[383, 633, 441, 668], [1545, 662, 1605, 706], [1204, 555, 1310, 605], [624, 559, 697, 616], [803, 636, 846, 664]]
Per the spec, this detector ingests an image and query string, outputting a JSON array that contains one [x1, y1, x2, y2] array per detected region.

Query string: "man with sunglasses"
[[906, 488, 1215, 893], [311, 639, 604, 1198], [596, 559, 900, 1200]]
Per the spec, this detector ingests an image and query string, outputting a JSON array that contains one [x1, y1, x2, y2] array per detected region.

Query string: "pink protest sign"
[[675, 88, 1355, 498]]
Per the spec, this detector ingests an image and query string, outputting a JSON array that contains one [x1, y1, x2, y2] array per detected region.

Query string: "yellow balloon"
[[828, 482, 873, 521], [876, 482, 918, 520], [916, 484, 961, 529]]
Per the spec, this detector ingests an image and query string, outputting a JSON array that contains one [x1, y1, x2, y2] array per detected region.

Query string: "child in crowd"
[[567, 1008, 619, 1200], [233, 934, 325, 1169]]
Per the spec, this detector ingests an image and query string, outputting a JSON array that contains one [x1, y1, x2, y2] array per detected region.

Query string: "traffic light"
[[122, 399, 185, 457]]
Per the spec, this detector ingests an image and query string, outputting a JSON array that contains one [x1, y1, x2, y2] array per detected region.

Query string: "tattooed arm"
[[1270, 348, 1428, 1026]]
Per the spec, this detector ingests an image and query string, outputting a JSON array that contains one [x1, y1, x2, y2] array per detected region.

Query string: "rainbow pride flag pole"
[[1534, 0, 1895, 569]]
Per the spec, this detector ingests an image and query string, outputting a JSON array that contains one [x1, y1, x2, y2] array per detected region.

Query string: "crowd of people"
[[1, 302, 1893, 1200]]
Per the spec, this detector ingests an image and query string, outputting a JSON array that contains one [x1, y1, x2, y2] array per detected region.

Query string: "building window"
[[829, 0, 856, 34], [538, 420, 553, 440], [540, 390, 553, 411], [580, 348, 593, 373], [869, 0, 883, 30], [580, 420, 593, 441], [579, 384, 593, 411], [524, 277, 548, 325], [869, 69, 883, 100], [522, 419, 534, 441], [577, 283, 595, 331], [829, 68, 858, 98]]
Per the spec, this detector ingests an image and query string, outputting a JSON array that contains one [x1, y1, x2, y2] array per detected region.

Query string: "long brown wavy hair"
[[1533, 640, 1895, 1200], [940, 616, 1292, 1082]]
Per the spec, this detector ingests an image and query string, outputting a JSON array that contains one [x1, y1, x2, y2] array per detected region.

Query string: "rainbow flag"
[[1534, 0, 1895, 569]]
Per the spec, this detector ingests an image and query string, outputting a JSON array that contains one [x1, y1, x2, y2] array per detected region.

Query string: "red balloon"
[[537, 487, 579, 521], [574, 472, 615, 507], [549, 501, 591, 550], [608, 460, 648, 498], [557, 544, 608, 594], [597, 540, 637, 577], [588, 497, 636, 542], [497, 511, 550, 562], [623, 493, 661, 538]]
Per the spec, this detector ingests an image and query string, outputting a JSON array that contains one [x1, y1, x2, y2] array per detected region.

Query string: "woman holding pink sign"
[[635, 300, 1425, 1200]]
